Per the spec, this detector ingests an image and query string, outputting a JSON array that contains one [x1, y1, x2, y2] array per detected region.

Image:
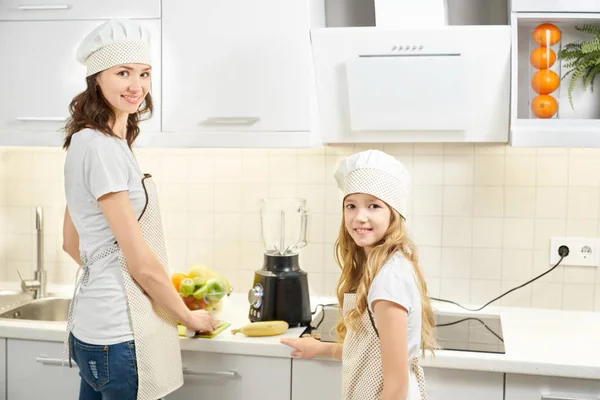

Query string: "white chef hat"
[[76, 19, 151, 77], [334, 150, 411, 218]]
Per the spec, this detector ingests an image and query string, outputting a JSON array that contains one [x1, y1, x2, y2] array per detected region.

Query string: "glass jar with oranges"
[[529, 23, 562, 119]]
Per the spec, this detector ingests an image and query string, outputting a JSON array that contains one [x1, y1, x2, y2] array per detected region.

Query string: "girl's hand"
[[280, 337, 325, 359]]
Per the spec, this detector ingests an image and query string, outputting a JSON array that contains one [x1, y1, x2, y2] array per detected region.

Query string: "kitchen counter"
[[1, 284, 600, 380]]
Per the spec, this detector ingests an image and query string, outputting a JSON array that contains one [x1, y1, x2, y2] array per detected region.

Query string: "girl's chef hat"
[[334, 150, 411, 218], [76, 19, 151, 77]]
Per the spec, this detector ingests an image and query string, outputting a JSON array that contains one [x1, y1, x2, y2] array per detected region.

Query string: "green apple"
[[205, 278, 226, 302], [192, 276, 206, 289], [193, 285, 209, 300], [179, 278, 195, 297]]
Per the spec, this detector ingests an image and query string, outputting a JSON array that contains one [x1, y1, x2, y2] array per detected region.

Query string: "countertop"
[[1, 284, 600, 380]]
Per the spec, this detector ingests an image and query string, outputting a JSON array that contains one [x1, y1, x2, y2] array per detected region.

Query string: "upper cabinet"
[[510, 0, 600, 147], [160, 0, 324, 148], [0, 0, 159, 20], [0, 18, 161, 146]]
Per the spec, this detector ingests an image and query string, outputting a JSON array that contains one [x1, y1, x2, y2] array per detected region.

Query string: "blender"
[[247, 198, 312, 327]]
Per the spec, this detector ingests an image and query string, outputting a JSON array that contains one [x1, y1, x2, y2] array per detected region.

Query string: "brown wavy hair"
[[63, 74, 153, 150], [334, 206, 437, 356]]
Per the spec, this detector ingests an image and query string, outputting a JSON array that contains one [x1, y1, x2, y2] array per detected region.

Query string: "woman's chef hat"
[[334, 150, 411, 218], [76, 19, 151, 77]]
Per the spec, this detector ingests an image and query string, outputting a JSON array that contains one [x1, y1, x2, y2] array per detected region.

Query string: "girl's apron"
[[63, 173, 184, 400], [341, 292, 427, 400]]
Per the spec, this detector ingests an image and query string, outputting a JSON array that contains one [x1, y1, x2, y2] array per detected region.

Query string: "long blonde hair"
[[334, 206, 437, 356]]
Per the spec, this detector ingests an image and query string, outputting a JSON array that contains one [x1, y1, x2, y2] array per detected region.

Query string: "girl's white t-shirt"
[[64, 128, 146, 345], [367, 252, 423, 360]]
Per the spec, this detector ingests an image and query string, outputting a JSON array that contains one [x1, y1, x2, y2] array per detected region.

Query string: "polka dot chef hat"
[[76, 19, 151, 77], [334, 150, 411, 219]]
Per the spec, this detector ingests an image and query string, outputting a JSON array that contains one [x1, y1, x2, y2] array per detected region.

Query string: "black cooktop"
[[434, 312, 505, 354], [302, 305, 505, 355]]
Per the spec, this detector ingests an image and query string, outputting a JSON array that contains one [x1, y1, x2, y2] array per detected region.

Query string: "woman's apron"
[[63, 173, 184, 400], [341, 293, 427, 400]]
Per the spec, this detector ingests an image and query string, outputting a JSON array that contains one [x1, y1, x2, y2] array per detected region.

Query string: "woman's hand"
[[280, 337, 327, 359], [184, 310, 217, 333]]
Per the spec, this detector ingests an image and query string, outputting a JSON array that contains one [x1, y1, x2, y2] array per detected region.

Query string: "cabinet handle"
[[17, 117, 67, 122], [17, 5, 71, 10], [36, 357, 76, 366], [201, 117, 260, 126], [182, 367, 237, 378]]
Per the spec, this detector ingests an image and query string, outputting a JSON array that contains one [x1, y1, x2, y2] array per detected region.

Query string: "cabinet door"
[[505, 373, 600, 400], [0, 0, 159, 21], [7, 339, 80, 399], [0, 19, 161, 146], [292, 358, 341, 400], [166, 351, 291, 400], [0, 338, 5, 400], [162, 0, 312, 133], [424, 367, 504, 400]]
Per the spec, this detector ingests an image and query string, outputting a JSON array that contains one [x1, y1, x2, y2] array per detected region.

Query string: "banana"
[[231, 321, 289, 337]]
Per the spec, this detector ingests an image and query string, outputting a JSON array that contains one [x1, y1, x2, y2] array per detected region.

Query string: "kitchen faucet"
[[17, 206, 47, 299]]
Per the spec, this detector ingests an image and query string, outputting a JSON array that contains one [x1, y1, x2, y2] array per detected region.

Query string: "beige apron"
[[64, 173, 183, 400], [342, 292, 427, 400]]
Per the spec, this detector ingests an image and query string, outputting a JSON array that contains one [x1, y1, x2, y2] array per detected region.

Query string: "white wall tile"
[[2, 144, 600, 312], [474, 156, 505, 186], [536, 155, 569, 186], [504, 187, 535, 217]]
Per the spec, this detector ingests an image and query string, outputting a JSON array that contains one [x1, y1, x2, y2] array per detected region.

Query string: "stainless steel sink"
[[0, 297, 71, 322]]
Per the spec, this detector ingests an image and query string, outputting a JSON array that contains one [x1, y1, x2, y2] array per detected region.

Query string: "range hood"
[[310, 0, 511, 143]]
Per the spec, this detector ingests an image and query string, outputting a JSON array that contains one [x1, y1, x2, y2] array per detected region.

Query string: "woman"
[[61, 19, 215, 400]]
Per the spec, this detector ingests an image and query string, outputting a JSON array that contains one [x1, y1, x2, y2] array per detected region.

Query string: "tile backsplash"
[[1, 143, 600, 312]]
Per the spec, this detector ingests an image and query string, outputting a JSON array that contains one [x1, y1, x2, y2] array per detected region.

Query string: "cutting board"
[[177, 322, 231, 339]]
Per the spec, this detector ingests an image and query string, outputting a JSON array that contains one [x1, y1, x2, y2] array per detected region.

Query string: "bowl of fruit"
[[171, 265, 232, 314]]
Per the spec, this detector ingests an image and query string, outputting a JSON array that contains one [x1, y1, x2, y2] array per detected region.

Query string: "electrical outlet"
[[550, 237, 600, 267]]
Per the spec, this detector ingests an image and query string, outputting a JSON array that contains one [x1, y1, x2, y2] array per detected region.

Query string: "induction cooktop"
[[302, 305, 505, 355]]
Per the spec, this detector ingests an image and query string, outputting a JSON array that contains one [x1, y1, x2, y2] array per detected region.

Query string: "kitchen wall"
[[1, 143, 600, 312]]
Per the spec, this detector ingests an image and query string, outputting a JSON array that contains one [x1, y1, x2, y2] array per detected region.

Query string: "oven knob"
[[248, 284, 263, 308]]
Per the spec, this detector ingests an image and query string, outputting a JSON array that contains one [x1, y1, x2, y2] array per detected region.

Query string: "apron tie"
[[410, 357, 427, 400], [61, 245, 119, 368]]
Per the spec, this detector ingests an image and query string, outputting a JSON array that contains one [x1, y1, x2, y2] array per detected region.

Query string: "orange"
[[171, 272, 187, 291], [531, 95, 558, 119], [530, 47, 556, 69], [531, 69, 560, 95], [532, 23, 561, 47]]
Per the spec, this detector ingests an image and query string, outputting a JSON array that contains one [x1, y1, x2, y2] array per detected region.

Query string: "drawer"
[[505, 373, 600, 400], [0, 0, 159, 21], [167, 351, 292, 400]]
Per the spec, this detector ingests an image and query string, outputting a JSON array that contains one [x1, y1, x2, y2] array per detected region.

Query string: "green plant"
[[558, 25, 600, 109]]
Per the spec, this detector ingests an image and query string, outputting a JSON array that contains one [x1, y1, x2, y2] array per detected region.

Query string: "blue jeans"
[[70, 334, 138, 400]]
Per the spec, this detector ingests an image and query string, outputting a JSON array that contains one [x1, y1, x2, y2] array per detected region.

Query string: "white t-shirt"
[[367, 252, 422, 360], [64, 128, 146, 345]]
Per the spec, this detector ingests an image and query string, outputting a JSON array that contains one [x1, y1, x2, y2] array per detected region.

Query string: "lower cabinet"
[[505, 373, 600, 399], [424, 367, 504, 400], [0, 339, 5, 400], [292, 358, 342, 399], [291, 359, 504, 400], [166, 351, 291, 400], [7, 339, 80, 399]]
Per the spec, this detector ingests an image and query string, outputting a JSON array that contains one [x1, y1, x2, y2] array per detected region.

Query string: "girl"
[[61, 19, 215, 400], [281, 149, 437, 400]]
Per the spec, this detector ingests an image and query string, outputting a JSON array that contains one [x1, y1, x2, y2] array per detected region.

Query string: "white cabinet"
[[0, 19, 161, 146], [0, 338, 5, 400], [511, 0, 600, 13], [291, 358, 341, 399], [424, 367, 504, 400], [505, 373, 600, 400], [161, 0, 324, 148], [166, 351, 291, 400], [0, 0, 159, 21], [7, 339, 80, 399]]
